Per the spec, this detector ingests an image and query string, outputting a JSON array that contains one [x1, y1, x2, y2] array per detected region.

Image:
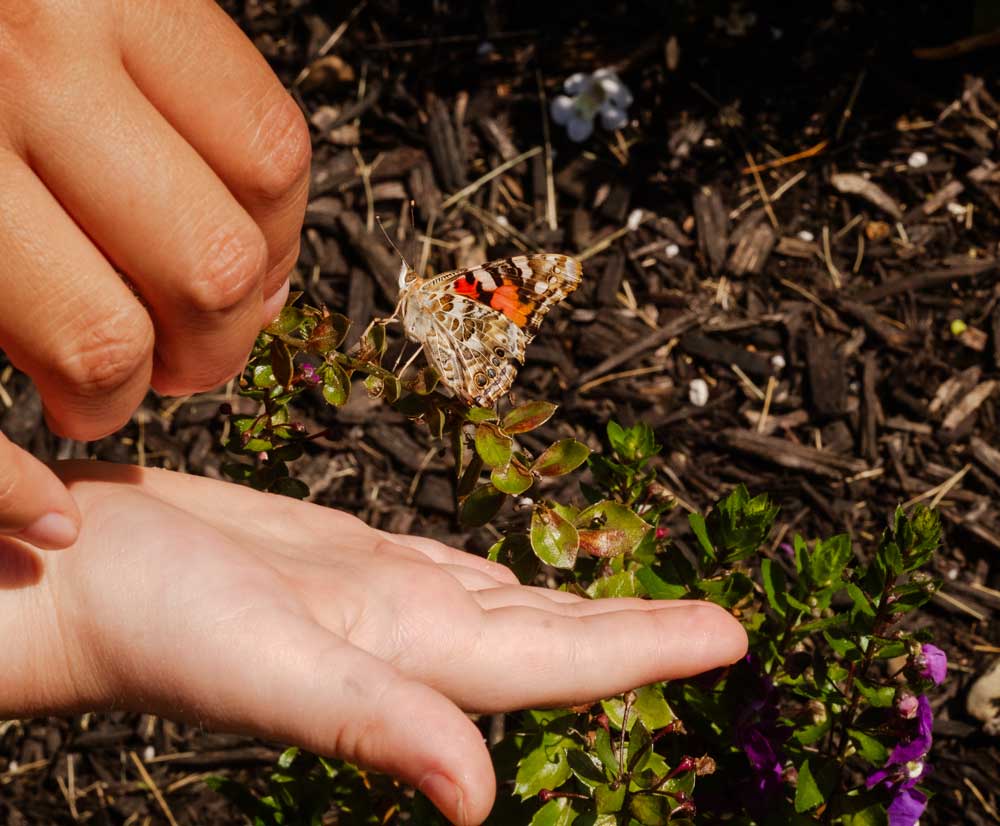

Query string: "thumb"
[[0, 432, 80, 548]]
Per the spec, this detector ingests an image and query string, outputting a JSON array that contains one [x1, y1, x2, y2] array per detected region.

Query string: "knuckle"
[[55, 304, 153, 398], [248, 91, 312, 202], [188, 225, 268, 314]]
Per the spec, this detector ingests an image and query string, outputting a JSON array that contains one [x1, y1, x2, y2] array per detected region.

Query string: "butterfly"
[[396, 254, 582, 407]]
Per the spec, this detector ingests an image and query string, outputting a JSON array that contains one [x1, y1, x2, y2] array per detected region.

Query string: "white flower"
[[550, 68, 632, 143], [689, 378, 709, 407]]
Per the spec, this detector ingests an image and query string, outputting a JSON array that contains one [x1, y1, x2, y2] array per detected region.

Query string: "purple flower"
[[300, 363, 321, 386], [888, 788, 928, 826], [918, 643, 947, 686], [732, 656, 789, 809], [867, 696, 933, 826]]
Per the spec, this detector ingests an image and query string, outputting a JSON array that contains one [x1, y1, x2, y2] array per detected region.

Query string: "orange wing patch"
[[488, 284, 532, 327]]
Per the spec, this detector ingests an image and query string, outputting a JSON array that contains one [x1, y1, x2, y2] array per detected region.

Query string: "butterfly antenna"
[[375, 215, 411, 269]]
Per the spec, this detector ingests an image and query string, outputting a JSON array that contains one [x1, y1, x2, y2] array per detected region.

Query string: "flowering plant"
[[550, 68, 633, 142], [211, 297, 946, 825]]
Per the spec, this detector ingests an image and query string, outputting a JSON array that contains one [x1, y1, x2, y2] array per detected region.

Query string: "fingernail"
[[419, 772, 466, 825], [19, 512, 78, 549]]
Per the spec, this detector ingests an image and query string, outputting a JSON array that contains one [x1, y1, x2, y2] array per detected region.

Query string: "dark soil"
[[3, 1, 1000, 823]]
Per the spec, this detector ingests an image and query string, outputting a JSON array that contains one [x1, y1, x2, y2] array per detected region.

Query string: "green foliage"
[[213, 304, 946, 826]]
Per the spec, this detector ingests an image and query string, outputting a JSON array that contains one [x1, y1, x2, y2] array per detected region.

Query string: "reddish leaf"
[[502, 401, 558, 434]]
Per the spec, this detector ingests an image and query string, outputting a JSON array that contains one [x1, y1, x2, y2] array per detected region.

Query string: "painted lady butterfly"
[[396, 254, 582, 407]]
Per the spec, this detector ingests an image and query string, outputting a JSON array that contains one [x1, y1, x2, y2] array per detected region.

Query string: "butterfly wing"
[[402, 253, 582, 406], [418, 293, 528, 406], [428, 253, 582, 339]]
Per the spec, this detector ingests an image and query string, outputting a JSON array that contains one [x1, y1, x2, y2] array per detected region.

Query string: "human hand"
[[0, 0, 307, 546], [1, 462, 748, 825]]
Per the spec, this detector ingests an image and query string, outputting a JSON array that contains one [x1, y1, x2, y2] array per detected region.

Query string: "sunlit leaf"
[[265, 305, 306, 337], [530, 505, 580, 568], [467, 406, 498, 423], [320, 362, 351, 406], [475, 423, 513, 469], [576, 501, 650, 557], [529, 798, 578, 826], [491, 458, 534, 495], [515, 738, 572, 799], [502, 401, 558, 434], [532, 439, 591, 477]]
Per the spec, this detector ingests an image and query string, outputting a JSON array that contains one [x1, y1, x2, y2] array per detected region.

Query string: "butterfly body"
[[397, 254, 582, 407]]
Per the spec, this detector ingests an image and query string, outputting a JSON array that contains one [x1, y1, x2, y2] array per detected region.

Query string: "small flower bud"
[[897, 692, 919, 720]]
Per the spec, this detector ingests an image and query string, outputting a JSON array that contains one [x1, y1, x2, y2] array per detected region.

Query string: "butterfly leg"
[[395, 344, 425, 381]]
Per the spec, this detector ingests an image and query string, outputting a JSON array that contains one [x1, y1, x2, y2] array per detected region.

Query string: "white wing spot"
[[473, 268, 498, 290], [533, 280, 549, 295]]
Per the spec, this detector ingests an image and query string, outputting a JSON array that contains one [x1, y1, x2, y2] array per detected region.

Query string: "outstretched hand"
[[1, 462, 747, 825]]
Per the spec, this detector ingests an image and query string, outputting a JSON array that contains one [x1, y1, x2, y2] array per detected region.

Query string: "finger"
[[23, 64, 268, 396], [384, 532, 521, 584], [0, 434, 80, 549], [0, 152, 154, 439], [118, 0, 310, 323], [147, 614, 494, 826], [472, 585, 683, 613], [407, 601, 747, 711]]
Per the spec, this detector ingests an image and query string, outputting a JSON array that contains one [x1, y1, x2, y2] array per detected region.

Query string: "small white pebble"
[[703, 136, 719, 148], [946, 201, 967, 217], [626, 208, 644, 231], [907, 151, 929, 169], [947, 567, 959, 581], [477, 41, 495, 57], [689, 378, 709, 407], [8, 761, 19, 773], [771, 354, 786, 371], [796, 229, 815, 242], [664, 242, 680, 258], [143, 745, 156, 762], [495, 214, 509, 227]]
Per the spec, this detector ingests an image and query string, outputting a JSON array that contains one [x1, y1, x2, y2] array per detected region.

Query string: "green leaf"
[[515, 739, 572, 799], [587, 570, 640, 599], [532, 439, 591, 477], [502, 401, 558, 434], [629, 794, 668, 825], [704, 484, 778, 562], [794, 758, 836, 813], [252, 364, 277, 389], [811, 533, 854, 586], [475, 423, 513, 469], [687, 512, 716, 560], [635, 565, 688, 600], [760, 558, 788, 617], [467, 406, 498, 423], [594, 727, 619, 778], [459, 484, 506, 528], [265, 305, 306, 337], [576, 501, 650, 558], [626, 720, 652, 773], [491, 458, 534, 495], [854, 679, 896, 708], [367, 323, 388, 357], [320, 362, 351, 406], [595, 782, 626, 814], [530, 506, 580, 569], [529, 799, 578, 826], [632, 684, 675, 729], [567, 748, 606, 788], [269, 477, 310, 499], [849, 729, 889, 763]]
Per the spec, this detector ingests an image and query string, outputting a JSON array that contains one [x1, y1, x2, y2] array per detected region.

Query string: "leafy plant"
[[213, 302, 946, 826]]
